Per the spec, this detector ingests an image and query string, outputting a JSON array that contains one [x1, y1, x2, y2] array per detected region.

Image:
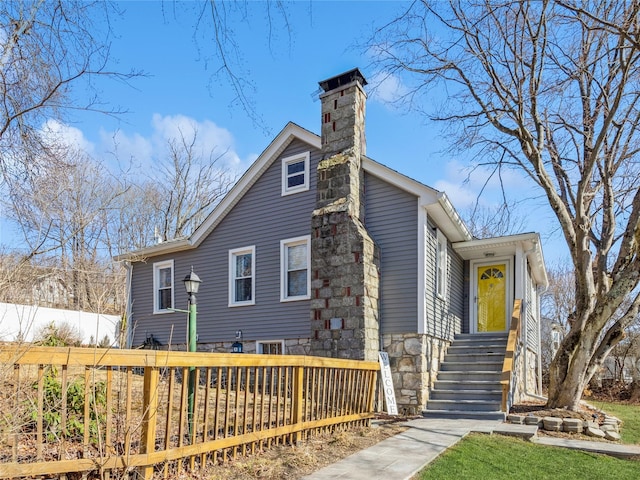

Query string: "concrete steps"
[[425, 332, 508, 420]]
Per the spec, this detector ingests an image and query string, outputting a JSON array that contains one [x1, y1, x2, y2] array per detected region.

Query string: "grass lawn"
[[417, 433, 640, 480], [419, 399, 640, 479]]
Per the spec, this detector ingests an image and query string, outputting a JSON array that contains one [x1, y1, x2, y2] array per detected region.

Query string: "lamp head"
[[183, 266, 202, 295]]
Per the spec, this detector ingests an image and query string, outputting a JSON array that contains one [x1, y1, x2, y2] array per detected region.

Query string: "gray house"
[[117, 69, 547, 416]]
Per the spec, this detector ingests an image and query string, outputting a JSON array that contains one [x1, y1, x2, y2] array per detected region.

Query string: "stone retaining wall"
[[507, 413, 622, 441]]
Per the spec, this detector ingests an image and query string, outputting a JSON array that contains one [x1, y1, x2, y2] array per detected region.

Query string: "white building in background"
[[0, 302, 120, 346]]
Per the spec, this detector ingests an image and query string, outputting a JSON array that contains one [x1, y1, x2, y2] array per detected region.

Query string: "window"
[[280, 236, 311, 301], [281, 152, 310, 195], [257, 341, 284, 355], [435, 229, 448, 299], [229, 246, 255, 306], [153, 260, 174, 313]]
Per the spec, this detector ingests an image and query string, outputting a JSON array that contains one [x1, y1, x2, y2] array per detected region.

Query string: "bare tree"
[[112, 127, 236, 251], [155, 127, 236, 241], [369, 0, 640, 409], [540, 262, 575, 383], [0, 0, 137, 187], [5, 151, 127, 314], [463, 201, 528, 239]]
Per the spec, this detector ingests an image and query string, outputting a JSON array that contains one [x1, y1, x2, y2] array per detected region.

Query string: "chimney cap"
[[318, 68, 367, 93]]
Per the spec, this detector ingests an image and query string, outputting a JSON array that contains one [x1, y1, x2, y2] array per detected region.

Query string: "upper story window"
[[229, 246, 255, 306], [281, 152, 310, 196], [436, 229, 448, 299], [153, 260, 174, 313], [280, 235, 311, 301]]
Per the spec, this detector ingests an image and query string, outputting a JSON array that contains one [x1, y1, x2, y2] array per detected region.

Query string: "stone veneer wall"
[[514, 347, 540, 403], [382, 333, 450, 415], [309, 155, 380, 361], [310, 74, 380, 363]]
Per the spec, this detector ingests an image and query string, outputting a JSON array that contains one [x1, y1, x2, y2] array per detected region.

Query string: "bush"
[[33, 321, 83, 347], [28, 368, 107, 442]]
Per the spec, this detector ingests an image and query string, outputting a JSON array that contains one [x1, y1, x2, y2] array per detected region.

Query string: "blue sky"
[[0, 0, 568, 262]]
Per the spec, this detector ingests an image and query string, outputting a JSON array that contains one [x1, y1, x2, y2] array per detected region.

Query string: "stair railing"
[[500, 299, 522, 412]]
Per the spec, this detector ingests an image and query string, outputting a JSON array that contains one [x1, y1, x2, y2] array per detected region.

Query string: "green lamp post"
[[183, 267, 201, 440]]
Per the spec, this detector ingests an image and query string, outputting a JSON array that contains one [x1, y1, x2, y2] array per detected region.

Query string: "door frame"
[[470, 257, 513, 334]]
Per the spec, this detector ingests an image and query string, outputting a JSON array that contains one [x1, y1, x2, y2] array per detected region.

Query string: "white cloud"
[[96, 114, 244, 174], [150, 114, 241, 167], [36, 114, 249, 182], [434, 159, 532, 210], [100, 128, 153, 165], [41, 119, 96, 156], [368, 71, 409, 105]]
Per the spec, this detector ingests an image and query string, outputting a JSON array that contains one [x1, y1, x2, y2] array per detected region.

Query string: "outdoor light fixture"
[[183, 267, 202, 295]]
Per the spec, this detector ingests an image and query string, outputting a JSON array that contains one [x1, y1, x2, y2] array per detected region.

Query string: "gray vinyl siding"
[[364, 172, 417, 335], [130, 139, 318, 347], [424, 218, 463, 341]]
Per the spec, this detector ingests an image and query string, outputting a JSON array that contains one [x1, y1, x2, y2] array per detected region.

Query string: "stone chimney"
[[310, 69, 380, 362]]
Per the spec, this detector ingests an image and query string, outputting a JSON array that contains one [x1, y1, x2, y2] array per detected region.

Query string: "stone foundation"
[[173, 338, 313, 355], [382, 333, 450, 415], [513, 346, 540, 404]]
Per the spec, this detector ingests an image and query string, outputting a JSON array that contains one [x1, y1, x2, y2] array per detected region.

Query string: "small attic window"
[[282, 152, 310, 196]]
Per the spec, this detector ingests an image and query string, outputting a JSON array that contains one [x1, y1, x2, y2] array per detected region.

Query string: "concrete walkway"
[[302, 418, 502, 480], [302, 417, 640, 480]]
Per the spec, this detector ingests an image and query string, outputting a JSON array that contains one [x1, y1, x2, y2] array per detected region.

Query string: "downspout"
[[123, 261, 134, 348], [536, 284, 545, 396]]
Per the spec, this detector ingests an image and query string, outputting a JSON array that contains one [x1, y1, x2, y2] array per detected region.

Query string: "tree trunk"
[[547, 314, 624, 409]]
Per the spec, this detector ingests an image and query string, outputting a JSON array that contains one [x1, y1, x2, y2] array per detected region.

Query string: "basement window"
[[282, 152, 310, 196], [257, 340, 284, 355]]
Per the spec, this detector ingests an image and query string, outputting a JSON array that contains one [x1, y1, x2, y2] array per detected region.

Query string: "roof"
[[115, 123, 473, 261]]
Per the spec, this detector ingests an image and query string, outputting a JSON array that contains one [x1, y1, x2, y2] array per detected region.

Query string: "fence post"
[[291, 365, 304, 444], [367, 369, 378, 419], [139, 365, 160, 480]]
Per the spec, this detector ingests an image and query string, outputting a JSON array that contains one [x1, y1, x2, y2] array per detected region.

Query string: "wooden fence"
[[0, 346, 380, 479]]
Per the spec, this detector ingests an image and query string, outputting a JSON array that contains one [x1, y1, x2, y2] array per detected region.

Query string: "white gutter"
[[437, 192, 473, 241]]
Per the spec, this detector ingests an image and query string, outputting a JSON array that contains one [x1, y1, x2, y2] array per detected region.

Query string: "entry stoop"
[[424, 332, 508, 421]]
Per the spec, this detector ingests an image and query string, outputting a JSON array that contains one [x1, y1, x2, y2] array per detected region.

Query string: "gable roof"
[[115, 122, 471, 261]]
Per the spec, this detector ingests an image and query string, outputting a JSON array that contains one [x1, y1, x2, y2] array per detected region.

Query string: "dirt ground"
[[165, 420, 408, 480]]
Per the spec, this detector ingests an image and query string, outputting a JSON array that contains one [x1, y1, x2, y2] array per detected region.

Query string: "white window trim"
[[229, 246, 256, 307], [281, 152, 310, 196], [153, 259, 174, 314], [256, 340, 285, 355], [280, 235, 311, 302], [436, 229, 448, 300]]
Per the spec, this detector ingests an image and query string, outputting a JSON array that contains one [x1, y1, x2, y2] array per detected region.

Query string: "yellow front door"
[[477, 264, 507, 332]]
